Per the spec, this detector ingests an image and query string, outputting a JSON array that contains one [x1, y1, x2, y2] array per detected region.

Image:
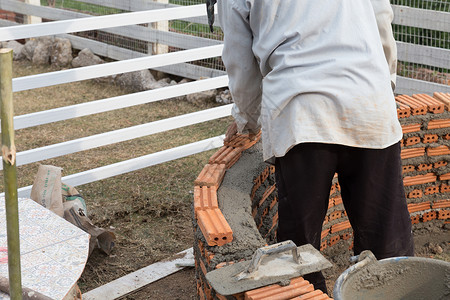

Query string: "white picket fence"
[[0, 3, 231, 198]]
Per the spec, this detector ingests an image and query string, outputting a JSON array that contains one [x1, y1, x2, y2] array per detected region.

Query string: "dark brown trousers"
[[275, 142, 414, 293]]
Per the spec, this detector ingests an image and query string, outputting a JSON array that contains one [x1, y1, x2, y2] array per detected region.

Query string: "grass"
[[4, 60, 232, 292]]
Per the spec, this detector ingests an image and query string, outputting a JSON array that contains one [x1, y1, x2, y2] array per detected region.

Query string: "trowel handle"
[[247, 240, 300, 274]]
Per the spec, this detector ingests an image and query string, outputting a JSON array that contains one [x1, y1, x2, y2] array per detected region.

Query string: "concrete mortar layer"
[[214, 141, 267, 260]]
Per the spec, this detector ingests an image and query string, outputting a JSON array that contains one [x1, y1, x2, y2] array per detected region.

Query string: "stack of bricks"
[[0, 10, 16, 22], [193, 92, 449, 300]]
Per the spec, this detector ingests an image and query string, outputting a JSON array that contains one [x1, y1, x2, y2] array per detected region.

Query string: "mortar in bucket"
[[333, 250, 450, 300]]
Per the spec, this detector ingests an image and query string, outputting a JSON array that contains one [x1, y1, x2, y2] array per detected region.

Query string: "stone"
[[32, 36, 54, 65], [51, 38, 72, 67], [186, 89, 217, 104], [72, 48, 104, 68], [216, 89, 233, 104], [22, 38, 39, 61], [3, 40, 25, 60], [115, 69, 156, 92]]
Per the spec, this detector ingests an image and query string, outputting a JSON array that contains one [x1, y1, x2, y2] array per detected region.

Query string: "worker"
[[215, 0, 415, 294]]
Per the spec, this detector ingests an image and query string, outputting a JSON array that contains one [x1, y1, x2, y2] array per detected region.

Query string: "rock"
[[72, 48, 104, 68], [216, 89, 233, 104], [3, 41, 25, 60], [22, 38, 39, 61], [115, 69, 156, 92], [186, 89, 217, 104], [32, 36, 54, 65], [51, 38, 72, 67]]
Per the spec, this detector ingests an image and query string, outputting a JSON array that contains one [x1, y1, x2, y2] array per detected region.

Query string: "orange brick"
[[438, 209, 450, 220], [411, 215, 420, 225], [408, 189, 423, 199], [412, 94, 445, 114], [329, 235, 341, 246], [408, 202, 431, 213], [402, 165, 415, 174], [401, 147, 425, 159], [427, 119, 450, 130], [333, 196, 343, 206], [396, 95, 427, 115], [320, 241, 327, 251], [245, 277, 314, 300], [445, 133, 450, 140], [417, 163, 433, 171], [199, 258, 207, 276], [433, 92, 450, 110], [422, 211, 437, 222], [427, 145, 450, 157], [423, 134, 439, 144], [434, 161, 448, 168], [432, 200, 450, 209], [209, 146, 243, 169], [329, 210, 342, 221], [403, 173, 437, 186], [404, 136, 420, 146], [195, 164, 227, 187], [342, 232, 352, 240], [331, 220, 351, 233], [197, 209, 233, 246], [401, 123, 422, 133], [396, 101, 411, 119], [321, 229, 329, 240], [440, 173, 450, 181], [441, 184, 450, 193], [224, 132, 261, 150], [259, 185, 276, 206], [194, 186, 219, 214], [424, 186, 439, 195]]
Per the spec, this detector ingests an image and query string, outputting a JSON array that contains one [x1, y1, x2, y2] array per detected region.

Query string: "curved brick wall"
[[192, 92, 450, 300]]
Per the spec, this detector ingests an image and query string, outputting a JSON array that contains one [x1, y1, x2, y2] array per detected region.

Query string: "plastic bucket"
[[333, 253, 450, 300]]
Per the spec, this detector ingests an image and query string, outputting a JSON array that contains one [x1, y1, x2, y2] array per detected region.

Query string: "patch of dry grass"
[[3, 60, 232, 292]]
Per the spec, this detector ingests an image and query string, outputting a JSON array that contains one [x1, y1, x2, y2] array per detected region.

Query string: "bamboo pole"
[[0, 48, 22, 300]]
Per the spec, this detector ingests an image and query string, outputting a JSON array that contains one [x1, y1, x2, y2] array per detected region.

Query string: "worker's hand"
[[224, 122, 238, 143]]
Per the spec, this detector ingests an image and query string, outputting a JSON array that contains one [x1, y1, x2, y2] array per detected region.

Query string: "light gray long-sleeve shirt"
[[217, 0, 402, 162]]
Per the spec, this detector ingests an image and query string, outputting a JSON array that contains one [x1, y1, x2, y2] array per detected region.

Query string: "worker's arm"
[[218, 1, 262, 135], [370, 0, 398, 91]]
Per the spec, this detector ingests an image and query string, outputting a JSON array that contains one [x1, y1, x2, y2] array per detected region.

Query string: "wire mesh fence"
[[1, 0, 448, 85]]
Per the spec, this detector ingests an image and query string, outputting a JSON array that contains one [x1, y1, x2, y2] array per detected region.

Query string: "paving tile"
[[403, 173, 437, 186], [396, 95, 427, 115], [197, 208, 233, 246], [412, 94, 445, 114]]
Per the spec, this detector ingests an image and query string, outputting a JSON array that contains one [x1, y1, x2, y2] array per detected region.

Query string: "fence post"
[[0, 48, 22, 300], [24, 0, 42, 24], [150, 0, 169, 55]]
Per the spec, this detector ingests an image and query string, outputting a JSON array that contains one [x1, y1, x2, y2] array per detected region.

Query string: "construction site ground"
[[7, 61, 450, 299]]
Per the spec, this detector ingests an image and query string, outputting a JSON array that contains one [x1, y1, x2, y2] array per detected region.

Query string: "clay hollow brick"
[[403, 173, 437, 186], [427, 119, 450, 130], [424, 186, 439, 196], [329, 235, 341, 247], [194, 164, 226, 187], [410, 215, 420, 225], [423, 134, 439, 144], [438, 210, 450, 220], [194, 186, 219, 214], [320, 241, 327, 251], [333, 196, 343, 206], [401, 123, 422, 134], [427, 145, 450, 157], [331, 220, 351, 233], [396, 95, 427, 115], [297, 290, 332, 299], [433, 92, 450, 110], [404, 136, 421, 146], [408, 202, 431, 214], [402, 165, 415, 174], [244, 277, 314, 300], [445, 134, 450, 140], [408, 189, 423, 199], [412, 94, 445, 114], [209, 146, 243, 169], [224, 131, 262, 150], [321, 229, 329, 240], [396, 101, 411, 119], [434, 161, 448, 169], [432, 200, 450, 209], [329, 210, 342, 221], [417, 163, 433, 172], [342, 232, 352, 240], [401, 147, 425, 159], [439, 173, 450, 181], [422, 211, 437, 222], [441, 184, 450, 193], [259, 185, 276, 206], [197, 208, 233, 246]]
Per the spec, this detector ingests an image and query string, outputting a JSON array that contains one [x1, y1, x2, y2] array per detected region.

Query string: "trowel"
[[206, 240, 332, 295]]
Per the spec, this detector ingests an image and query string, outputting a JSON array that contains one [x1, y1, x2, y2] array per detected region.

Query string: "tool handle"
[[247, 240, 300, 274]]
